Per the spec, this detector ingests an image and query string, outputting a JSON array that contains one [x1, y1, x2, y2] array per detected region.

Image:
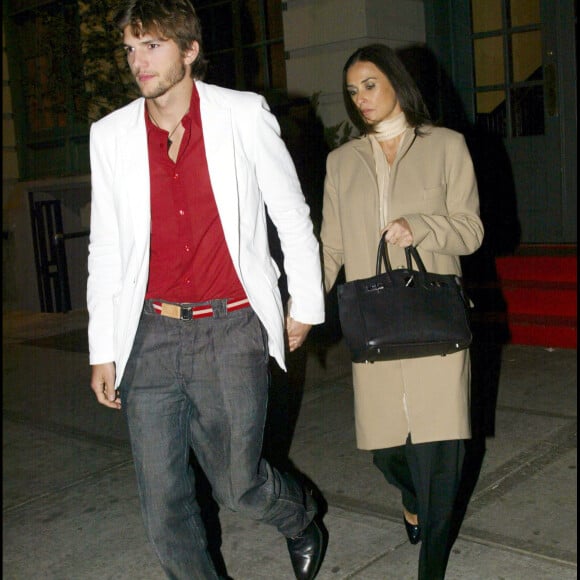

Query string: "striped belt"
[[151, 298, 250, 320]]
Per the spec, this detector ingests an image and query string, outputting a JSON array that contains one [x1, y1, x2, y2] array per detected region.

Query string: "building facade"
[[3, 0, 577, 312]]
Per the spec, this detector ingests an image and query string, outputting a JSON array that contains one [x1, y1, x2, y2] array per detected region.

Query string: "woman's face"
[[346, 60, 402, 125]]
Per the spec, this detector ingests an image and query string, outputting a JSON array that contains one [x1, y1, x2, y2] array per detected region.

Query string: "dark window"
[[470, 0, 545, 137], [196, 0, 287, 95], [5, 0, 90, 178], [10, 0, 87, 135], [4, 0, 288, 179]]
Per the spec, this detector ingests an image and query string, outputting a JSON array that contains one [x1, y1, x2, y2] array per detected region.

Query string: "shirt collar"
[[143, 81, 200, 136]]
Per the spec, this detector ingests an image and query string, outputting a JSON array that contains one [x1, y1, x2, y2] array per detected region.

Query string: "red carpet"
[[495, 247, 577, 349]]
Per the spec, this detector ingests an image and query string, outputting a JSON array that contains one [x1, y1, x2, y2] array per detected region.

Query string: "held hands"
[[382, 218, 413, 248], [286, 315, 312, 352], [90, 362, 121, 410]]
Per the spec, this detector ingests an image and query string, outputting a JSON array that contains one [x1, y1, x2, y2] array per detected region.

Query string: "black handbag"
[[337, 238, 472, 363]]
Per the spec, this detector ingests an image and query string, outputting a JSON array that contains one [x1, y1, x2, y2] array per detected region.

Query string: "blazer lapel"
[[197, 83, 240, 261], [117, 100, 151, 249]]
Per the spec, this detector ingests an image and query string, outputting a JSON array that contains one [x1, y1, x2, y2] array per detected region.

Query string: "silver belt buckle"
[[180, 306, 193, 320]]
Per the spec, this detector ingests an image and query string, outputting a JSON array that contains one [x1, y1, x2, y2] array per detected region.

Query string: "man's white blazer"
[[87, 81, 324, 386]]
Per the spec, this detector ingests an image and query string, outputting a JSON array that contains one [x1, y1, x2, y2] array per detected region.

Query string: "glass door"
[[467, 0, 572, 242]]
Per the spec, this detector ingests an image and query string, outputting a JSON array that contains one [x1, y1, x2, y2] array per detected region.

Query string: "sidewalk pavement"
[[2, 308, 577, 579]]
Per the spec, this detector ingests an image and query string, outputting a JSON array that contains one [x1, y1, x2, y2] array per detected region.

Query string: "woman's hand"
[[383, 218, 413, 247]]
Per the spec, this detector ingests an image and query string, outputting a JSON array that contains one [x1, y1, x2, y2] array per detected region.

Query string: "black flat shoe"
[[403, 515, 421, 545], [286, 519, 326, 580]]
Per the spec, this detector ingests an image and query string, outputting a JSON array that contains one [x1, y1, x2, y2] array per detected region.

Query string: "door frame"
[[424, 0, 576, 244]]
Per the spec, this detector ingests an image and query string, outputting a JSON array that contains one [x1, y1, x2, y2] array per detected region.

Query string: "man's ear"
[[184, 41, 199, 65]]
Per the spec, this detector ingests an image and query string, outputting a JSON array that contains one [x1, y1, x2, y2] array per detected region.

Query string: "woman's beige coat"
[[321, 126, 484, 450]]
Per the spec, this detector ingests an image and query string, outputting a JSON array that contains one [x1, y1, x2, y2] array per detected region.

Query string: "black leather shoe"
[[403, 515, 421, 545], [286, 519, 325, 580]]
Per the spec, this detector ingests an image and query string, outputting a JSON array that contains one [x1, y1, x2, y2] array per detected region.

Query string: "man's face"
[[122, 26, 196, 99]]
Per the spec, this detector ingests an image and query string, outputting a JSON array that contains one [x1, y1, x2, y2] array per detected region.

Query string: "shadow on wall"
[[269, 94, 343, 348], [262, 95, 340, 509]]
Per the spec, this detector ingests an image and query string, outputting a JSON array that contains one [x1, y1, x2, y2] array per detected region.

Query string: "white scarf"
[[373, 111, 408, 142]]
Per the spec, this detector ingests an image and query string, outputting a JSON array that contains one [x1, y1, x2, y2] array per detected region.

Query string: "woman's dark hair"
[[114, 0, 208, 80], [342, 43, 431, 135]]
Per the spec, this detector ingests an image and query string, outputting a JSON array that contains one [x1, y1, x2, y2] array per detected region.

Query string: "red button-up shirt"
[[144, 85, 247, 304]]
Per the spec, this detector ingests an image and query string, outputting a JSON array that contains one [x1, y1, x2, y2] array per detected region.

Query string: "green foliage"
[[17, 1, 89, 128], [78, 0, 139, 122], [324, 119, 353, 150], [310, 91, 353, 150]]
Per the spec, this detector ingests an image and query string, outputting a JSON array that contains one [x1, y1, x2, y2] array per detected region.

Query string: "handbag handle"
[[376, 237, 428, 275]]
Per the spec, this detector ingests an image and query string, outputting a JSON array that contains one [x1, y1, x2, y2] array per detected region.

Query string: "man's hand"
[[90, 362, 121, 410], [286, 316, 312, 352]]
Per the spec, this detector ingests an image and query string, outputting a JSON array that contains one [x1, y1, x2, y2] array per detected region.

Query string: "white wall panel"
[[283, 0, 426, 129]]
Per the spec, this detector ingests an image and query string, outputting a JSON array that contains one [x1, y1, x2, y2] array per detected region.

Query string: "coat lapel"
[[352, 138, 377, 184], [351, 137, 382, 258]]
